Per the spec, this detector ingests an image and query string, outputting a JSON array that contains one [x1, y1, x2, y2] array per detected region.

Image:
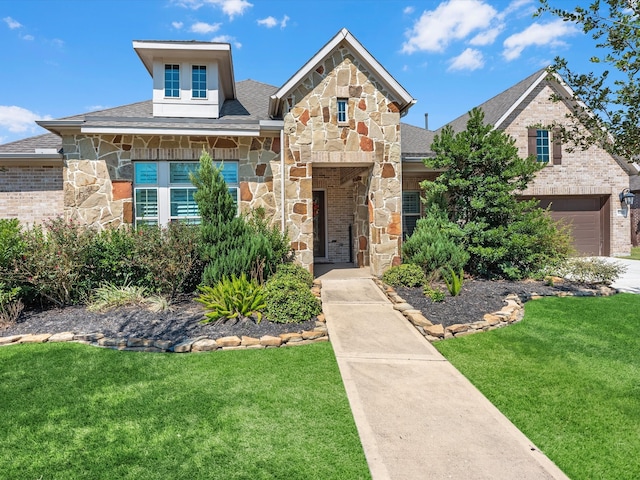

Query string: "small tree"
[[190, 151, 290, 286], [423, 108, 572, 279]]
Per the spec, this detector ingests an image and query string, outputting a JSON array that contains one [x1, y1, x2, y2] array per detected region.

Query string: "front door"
[[313, 190, 326, 259]]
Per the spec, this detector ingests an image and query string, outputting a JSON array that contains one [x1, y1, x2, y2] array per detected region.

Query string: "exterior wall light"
[[619, 188, 635, 206]]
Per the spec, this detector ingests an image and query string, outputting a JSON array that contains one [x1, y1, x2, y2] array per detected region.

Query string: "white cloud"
[[190, 21, 221, 34], [0, 106, 52, 133], [498, 0, 534, 20], [448, 47, 484, 71], [172, 21, 184, 29], [21, 34, 34, 41], [502, 19, 579, 61], [172, 0, 253, 19], [3, 16, 22, 29], [257, 16, 278, 28], [212, 35, 242, 49], [87, 105, 111, 112], [403, 6, 415, 14], [402, 0, 497, 53], [469, 25, 502, 46], [280, 15, 289, 28]]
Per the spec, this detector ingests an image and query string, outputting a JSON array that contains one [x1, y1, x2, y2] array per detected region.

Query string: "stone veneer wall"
[[60, 134, 280, 229], [283, 45, 402, 275], [0, 164, 64, 225], [503, 82, 631, 255]]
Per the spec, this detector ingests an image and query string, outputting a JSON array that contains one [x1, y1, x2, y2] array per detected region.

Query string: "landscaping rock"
[[215, 336, 242, 347], [17, 333, 51, 344], [260, 335, 282, 347], [192, 339, 219, 352], [48, 332, 75, 343], [424, 324, 444, 338]]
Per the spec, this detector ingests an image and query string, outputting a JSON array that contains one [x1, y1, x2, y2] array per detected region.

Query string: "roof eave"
[[269, 28, 415, 118]]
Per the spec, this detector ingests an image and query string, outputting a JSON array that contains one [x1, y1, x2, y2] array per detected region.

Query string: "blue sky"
[[0, 0, 598, 145]]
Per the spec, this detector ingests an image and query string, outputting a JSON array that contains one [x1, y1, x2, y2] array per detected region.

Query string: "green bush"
[[17, 218, 97, 306], [0, 219, 24, 270], [264, 276, 321, 324], [271, 263, 314, 288], [196, 274, 266, 323], [402, 211, 469, 277], [381, 263, 426, 287], [0, 283, 23, 325], [191, 151, 290, 286], [554, 257, 627, 285], [423, 286, 445, 302]]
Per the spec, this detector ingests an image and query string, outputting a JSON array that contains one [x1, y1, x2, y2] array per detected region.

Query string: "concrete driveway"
[[600, 257, 640, 294]]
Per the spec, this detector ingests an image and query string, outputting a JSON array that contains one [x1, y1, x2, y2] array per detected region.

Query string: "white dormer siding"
[[151, 60, 221, 118], [133, 41, 236, 120]]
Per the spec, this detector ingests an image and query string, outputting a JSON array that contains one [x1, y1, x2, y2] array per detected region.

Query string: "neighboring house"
[[0, 29, 635, 277], [403, 69, 639, 257]]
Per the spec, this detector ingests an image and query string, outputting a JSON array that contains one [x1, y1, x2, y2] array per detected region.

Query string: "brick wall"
[[0, 164, 64, 225], [501, 82, 631, 256], [312, 167, 354, 263]]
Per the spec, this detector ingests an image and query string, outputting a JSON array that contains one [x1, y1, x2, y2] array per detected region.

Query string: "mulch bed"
[[395, 278, 590, 328], [1, 278, 594, 342], [0, 297, 317, 344]]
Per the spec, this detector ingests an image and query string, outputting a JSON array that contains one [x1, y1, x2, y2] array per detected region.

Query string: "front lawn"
[[435, 293, 640, 480], [624, 246, 640, 260], [0, 342, 370, 479]]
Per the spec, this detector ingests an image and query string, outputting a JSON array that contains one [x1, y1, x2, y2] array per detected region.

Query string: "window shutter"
[[552, 128, 562, 165], [527, 128, 537, 157]]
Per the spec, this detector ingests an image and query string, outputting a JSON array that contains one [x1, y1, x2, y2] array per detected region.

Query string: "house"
[[0, 28, 635, 277]]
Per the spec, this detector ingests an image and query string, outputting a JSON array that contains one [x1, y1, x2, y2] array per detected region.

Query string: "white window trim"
[[191, 65, 208, 100], [134, 160, 239, 226]]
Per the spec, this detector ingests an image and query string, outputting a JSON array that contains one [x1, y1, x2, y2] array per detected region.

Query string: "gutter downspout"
[[280, 128, 286, 233]]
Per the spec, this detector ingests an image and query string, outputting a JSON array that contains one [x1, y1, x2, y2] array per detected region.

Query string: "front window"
[[536, 129, 550, 163], [192, 65, 207, 98], [337, 99, 347, 123], [133, 160, 239, 226], [165, 64, 180, 98], [402, 191, 422, 238]]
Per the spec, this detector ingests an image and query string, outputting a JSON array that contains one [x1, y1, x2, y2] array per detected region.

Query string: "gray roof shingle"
[[400, 123, 435, 156], [443, 69, 546, 133], [0, 133, 62, 154]]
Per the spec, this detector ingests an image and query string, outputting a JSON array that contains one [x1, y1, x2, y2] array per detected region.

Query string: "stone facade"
[[60, 133, 280, 229], [503, 83, 631, 256], [282, 45, 402, 275], [0, 164, 64, 225]]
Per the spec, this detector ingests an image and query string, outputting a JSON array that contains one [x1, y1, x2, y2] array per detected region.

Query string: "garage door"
[[534, 196, 609, 256]]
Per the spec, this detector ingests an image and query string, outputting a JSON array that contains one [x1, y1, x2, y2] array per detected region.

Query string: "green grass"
[[435, 293, 640, 480], [0, 342, 370, 480], [623, 246, 640, 260]]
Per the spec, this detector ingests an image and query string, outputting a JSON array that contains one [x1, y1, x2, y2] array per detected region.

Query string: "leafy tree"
[[422, 108, 572, 279], [538, 0, 640, 159], [190, 151, 290, 286]]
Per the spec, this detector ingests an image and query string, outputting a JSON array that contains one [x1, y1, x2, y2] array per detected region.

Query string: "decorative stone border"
[[373, 278, 617, 342], [0, 280, 328, 353]]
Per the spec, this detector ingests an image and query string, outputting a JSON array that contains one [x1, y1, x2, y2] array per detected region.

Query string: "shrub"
[[0, 219, 24, 270], [84, 223, 202, 299], [87, 282, 148, 312], [196, 274, 266, 324], [264, 276, 321, 324], [0, 283, 23, 325], [17, 218, 97, 306], [382, 263, 426, 287], [191, 152, 290, 286], [423, 286, 445, 302], [271, 263, 314, 288], [554, 257, 627, 285], [402, 210, 469, 277], [442, 267, 464, 297]]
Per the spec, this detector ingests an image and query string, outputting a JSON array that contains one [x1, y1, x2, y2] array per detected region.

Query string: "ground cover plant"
[[0, 342, 370, 480], [434, 293, 640, 479]]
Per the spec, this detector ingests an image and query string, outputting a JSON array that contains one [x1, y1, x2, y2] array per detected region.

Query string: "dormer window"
[[337, 98, 347, 123], [165, 64, 180, 98], [192, 65, 207, 98]]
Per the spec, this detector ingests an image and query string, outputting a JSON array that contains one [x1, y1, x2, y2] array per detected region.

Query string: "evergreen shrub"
[[381, 263, 426, 287], [264, 275, 321, 324]]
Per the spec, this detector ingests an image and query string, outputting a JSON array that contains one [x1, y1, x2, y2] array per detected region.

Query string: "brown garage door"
[[533, 196, 609, 256]]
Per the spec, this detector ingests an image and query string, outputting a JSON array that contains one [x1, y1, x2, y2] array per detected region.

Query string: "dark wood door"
[[313, 191, 326, 258]]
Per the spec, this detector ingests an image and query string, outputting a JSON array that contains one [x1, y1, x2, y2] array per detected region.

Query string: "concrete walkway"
[[317, 265, 568, 480], [601, 257, 640, 294]]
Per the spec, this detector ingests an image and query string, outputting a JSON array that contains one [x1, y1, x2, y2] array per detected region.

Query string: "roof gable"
[[268, 28, 415, 118]]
